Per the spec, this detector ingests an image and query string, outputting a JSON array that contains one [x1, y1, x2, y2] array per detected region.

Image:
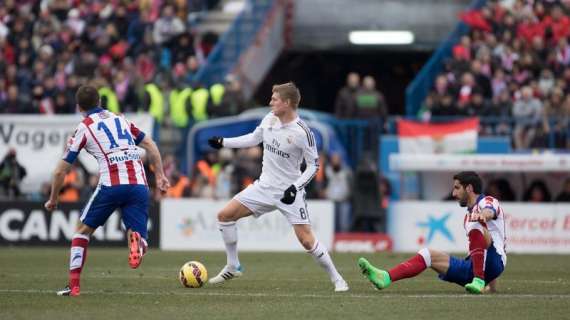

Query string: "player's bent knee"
[[217, 210, 235, 222], [76, 223, 95, 235]]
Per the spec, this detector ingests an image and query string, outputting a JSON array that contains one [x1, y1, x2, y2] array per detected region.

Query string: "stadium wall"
[[389, 201, 570, 254], [0, 201, 160, 247], [0, 114, 154, 194], [160, 199, 334, 252]]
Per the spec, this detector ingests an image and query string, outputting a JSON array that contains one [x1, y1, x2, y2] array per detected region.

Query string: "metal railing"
[[192, 0, 275, 86]]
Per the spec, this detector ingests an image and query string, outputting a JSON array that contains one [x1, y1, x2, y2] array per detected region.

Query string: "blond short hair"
[[272, 82, 301, 109]]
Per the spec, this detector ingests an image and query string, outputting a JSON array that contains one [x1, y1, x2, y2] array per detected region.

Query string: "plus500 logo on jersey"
[[0, 202, 159, 247], [108, 150, 143, 165]]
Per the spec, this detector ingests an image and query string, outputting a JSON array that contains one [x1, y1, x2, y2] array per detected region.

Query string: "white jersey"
[[224, 112, 319, 191], [63, 108, 148, 187], [465, 195, 507, 266]]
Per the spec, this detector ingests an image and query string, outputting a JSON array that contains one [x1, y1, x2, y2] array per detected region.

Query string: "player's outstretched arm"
[[469, 208, 495, 223], [45, 160, 72, 211], [213, 126, 263, 149], [139, 135, 170, 193]]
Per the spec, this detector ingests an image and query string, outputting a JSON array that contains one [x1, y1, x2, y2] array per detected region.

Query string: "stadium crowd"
[[0, 0, 236, 120], [419, 0, 570, 149]]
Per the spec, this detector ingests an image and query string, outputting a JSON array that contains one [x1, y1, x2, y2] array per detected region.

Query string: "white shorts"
[[234, 181, 310, 225]]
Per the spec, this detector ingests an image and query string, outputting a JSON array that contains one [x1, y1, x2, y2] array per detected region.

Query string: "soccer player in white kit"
[[358, 171, 507, 294], [207, 82, 349, 292]]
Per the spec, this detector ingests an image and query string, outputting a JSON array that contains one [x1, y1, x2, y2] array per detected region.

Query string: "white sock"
[[218, 221, 240, 268], [418, 248, 432, 268], [307, 240, 343, 283]]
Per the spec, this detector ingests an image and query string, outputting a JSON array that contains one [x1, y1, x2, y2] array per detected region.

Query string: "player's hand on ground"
[[44, 199, 58, 212], [280, 185, 297, 204], [208, 136, 224, 149], [156, 174, 171, 194]]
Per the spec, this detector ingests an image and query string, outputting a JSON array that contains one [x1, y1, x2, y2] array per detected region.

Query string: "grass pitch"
[[0, 247, 569, 320]]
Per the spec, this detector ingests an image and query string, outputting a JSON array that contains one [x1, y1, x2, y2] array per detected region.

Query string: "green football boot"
[[465, 277, 485, 294], [357, 257, 391, 290]]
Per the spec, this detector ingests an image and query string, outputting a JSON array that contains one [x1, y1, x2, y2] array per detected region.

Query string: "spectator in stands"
[[166, 170, 191, 198], [59, 162, 85, 203], [453, 36, 472, 61], [233, 147, 262, 190], [0, 148, 27, 199], [1, 85, 30, 113], [210, 74, 246, 118], [354, 76, 388, 120], [540, 87, 569, 148], [457, 72, 479, 109], [555, 178, 570, 202], [0, 0, 220, 131], [424, 0, 570, 149], [433, 75, 454, 100], [483, 89, 512, 135], [485, 178, 516, 201], [153, 4, 185, 46], [191, 151, 219, 198], [215, 148, 236, 199], [465, 91, 490, 117], [334, 72, 360, 119], [431, 94, 460, 117], [512, 86, 543, 149], [523, 179, 552, 202], [470, 60, 492, 99], [325, 154, 352, 232]]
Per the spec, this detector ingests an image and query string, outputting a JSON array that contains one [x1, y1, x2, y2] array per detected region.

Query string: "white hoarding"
[[389, 201, 570, 254], [0, 114, 153, 193], [160, 199, 334, 251], [390, 153, 570, 172]]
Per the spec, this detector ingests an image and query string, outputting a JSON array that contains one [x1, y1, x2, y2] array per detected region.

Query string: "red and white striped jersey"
[[63, 108, 148, 187], [464, 194, 507, 266]]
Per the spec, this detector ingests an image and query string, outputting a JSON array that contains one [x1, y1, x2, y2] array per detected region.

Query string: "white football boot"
[[334, 278, 349, 292], [208, 265, 243, 284]]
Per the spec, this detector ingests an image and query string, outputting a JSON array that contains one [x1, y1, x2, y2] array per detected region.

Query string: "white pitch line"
[[0, 289, 569, 299], [2, 273, 567, 285]]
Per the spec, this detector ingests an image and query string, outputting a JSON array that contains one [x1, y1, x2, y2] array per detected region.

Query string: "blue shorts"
[[80, 184, 150, 239], [438, 244, 505, 286]]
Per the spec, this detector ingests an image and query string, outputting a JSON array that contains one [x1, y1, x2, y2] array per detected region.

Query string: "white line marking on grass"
[[4, 273, 568, 285], [1, 289, 569, 299]]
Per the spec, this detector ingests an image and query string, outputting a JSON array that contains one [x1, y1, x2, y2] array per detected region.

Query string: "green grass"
[[0, 248, 569, 320]]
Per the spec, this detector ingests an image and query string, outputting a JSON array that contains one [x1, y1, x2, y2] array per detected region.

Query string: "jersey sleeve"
[[62, 123, 88, 164], [479, 196, 500, 219], [223, 123, 264, 148], [126, 119, 146, 145], [293, 125, 319, 191]]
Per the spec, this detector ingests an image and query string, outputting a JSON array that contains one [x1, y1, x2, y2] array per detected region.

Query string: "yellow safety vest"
[[191, 88, 209, 122], [210, 83, 225, 106], [144, 84, 164, 123], [169, 88, 192, 128], [98, 87, 120, 114]]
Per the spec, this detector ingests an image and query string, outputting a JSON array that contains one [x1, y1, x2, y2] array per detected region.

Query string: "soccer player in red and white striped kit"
[[45, 85, 170, 296], [359, 171, 507, 294]]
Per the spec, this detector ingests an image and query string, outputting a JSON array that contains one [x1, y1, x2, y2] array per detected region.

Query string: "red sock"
[[468, 229, 487, 279], [69, 234, 89, 289], [388, 254, 427, 282]]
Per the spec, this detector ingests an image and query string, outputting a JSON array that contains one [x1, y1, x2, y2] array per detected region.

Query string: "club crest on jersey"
[[286, 136, 293, 144], [98, 112, 109, 119]]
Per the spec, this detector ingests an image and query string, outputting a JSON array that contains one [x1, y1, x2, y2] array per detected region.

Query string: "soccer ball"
[[179, 261, 208, 288]]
